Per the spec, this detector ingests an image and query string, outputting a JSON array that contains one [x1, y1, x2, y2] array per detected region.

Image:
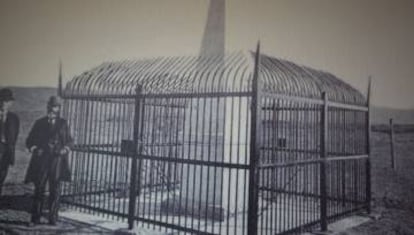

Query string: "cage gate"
[[60, 47, 370, 235], [59, 92, 181, 225]]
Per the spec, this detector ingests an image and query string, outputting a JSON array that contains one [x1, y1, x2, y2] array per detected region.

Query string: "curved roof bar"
[[63, 50, 365, 105]]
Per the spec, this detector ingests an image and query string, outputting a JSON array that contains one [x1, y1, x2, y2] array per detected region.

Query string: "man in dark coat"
[[25, 96, 73, 225], [0, 88, 20, 195]]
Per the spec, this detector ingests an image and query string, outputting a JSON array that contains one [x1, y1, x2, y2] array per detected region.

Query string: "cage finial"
[[367, 76, 372, 106], [252, 40, 261, 91], [58, 60, 63, 97], [256, 40, 261, 54]]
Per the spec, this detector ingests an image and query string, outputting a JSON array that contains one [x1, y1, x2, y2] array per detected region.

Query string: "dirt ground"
[[339, 131, 414, 235]]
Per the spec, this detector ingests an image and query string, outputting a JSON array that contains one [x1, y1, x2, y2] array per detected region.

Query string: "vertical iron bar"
[[299, 103, 304, 229], [184, 98, 194, 230], [212, 96, 220, 235], [219, 97, 226, 234], [341, 109, 346, 207], [226, 95, 235, 235], [75, 100, 84, 210], [262, 98, 269, 234], [335, 108, 340, 215], [166, 98, 174, 228], [103, 100, 110, 215], [191, 96, 200, 231], [112, 100, 121, 218], [258, 98, 263, 233], [83, 100, 92, 212], [283, 100, 288, 232], [155, 99, 164, 229], [123, 102, 133, 217], [172, 99, 181, 230], [198, 97, 206, 232], [314, 104, 318, 223], [271, 100, 277, 234], [109, 100, 116, 219], [365, 78, 372, 213], [138, 96, 146, 227], [97, 101, 105, 215], [294, 102, 299, 230], [234, 96, 243, 235], [352, 111, 358, 209], [178, 97, 187, 230], [277, 100, 283, 233], [320, 92, 328, 231], [128, 85, 143, 229], [248, 42, 261, 235], [243, 97, 250, 235], [118, 100, 127, 217], [304, 103, 310, 227], [88, 100, 97, 215]]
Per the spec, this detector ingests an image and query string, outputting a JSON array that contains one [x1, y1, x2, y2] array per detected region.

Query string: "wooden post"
[[320, 92, 328, 231], [247, 41, 261, 235], [128, 85, 143, 229], [365, 77, 372, 213], [390, 118, 396, 169]]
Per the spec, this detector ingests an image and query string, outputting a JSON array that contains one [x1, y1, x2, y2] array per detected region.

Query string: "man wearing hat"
[[0, 88, 19, 195], [25, 96, 73, 225]]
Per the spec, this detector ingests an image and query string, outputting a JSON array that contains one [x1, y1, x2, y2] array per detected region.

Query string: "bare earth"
[[339, 132, 414, 235]]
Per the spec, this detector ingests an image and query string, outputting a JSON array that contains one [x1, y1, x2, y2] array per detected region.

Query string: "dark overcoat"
[[0, 112, 20, 167], [24, 117, 73, 183]]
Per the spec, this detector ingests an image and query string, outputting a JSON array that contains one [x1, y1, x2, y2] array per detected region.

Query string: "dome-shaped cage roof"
[[64, 51, 366, 105]]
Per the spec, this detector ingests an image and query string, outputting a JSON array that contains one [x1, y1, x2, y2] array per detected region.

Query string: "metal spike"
[[58, 60, 63, 97], [367, 76, 372, 106]]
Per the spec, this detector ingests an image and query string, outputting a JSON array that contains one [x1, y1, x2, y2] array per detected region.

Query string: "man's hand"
[[59, 146, 70, 155], [30, 146, 44, 156]]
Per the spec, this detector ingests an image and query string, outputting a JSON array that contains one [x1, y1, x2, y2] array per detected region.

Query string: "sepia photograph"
[[0, 0, 413, 234]]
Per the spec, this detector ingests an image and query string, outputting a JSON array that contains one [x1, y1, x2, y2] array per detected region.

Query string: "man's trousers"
[[31, 156, 62, 224], [0, 165, 8, 195], [0, 144, 8, 195]]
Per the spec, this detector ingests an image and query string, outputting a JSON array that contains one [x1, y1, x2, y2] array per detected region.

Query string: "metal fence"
[[60, 48, 371, 235], [256, 93, 370, 234]]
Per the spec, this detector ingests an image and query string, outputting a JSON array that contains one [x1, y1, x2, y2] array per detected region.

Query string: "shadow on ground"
[[0, 195, 113, 235], [0, 195, 32, 212]]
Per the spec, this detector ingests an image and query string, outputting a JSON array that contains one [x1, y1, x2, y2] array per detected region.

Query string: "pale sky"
[[0, 0, 413, 108]]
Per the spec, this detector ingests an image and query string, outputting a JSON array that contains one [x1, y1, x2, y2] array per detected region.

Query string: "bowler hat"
[[0, 88, 14, 101], [47, 96, 62, 108]]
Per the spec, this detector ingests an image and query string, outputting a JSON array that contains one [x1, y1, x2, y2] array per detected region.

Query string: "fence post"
[[248, 41, 261, 235], [320, 92, 328, 231], [390, 118, 396, 169], [365, 77, 372, 213], [128, 85, 143, 229]]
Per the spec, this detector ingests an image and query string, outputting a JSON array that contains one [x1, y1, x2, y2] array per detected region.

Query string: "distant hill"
[[371, 106, 414, 125], [7, 86, 57, 113]]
